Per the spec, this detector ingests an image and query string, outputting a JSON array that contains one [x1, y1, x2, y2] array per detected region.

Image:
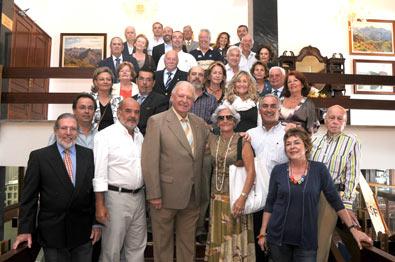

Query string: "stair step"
[[144, 241, 206, 261]]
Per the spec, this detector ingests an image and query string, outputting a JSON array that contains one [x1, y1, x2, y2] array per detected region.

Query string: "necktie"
[[115, 58, 121, 69], [63, 149, 73, 183], [272, 89, 279, 97], [137, 95, 146, 105], [181, 118, 194, 154], [165, 72, 173, 90]]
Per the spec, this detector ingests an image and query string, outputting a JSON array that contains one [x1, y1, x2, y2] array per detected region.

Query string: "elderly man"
[[98, 37, 139, 82], [147, 22, 164, 55], [93, 98, 146, 262], [183, 25, 198, 52], [122, 26, 136, 57], [239, 34, 257, 70], [153, 50, 188, 99], [225, 46, 248, 82], [152, 26, 173, 65], [13, 113, 100, 261], [156, 31, 197, 72], [133, 67, 168, 135], [247, 94, 290, 261], [48, 93, 97, 149], [311, 105, 361, 262], [261, 66, 286, 97], [189, 29, 223, 70], [142, 81, 209, 262]]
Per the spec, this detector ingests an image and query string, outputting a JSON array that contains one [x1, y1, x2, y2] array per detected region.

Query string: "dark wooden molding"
[[2, 67, 95, 79]]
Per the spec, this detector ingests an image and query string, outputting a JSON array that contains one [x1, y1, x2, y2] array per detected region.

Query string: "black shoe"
[[196, 234, 207, 245]]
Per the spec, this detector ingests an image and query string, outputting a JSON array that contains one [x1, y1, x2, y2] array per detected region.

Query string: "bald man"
[[311, 105, 361, 262], [122, 26, 137, 57], [239, 34, 257, 70]]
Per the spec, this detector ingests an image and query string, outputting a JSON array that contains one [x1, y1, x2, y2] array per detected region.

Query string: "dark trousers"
[[253, 209, 270, 262], [43, 241, 92, 262], [269, 243, 317, 262]]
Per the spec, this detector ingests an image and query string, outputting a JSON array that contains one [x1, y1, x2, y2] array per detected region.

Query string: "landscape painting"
[[59, 33, 107, 67], [353, 59, 395, 94], [350, 20, 394, 56]]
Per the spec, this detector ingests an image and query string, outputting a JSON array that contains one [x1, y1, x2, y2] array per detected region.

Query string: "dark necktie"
[[165, 72, 173, 90], [115, 58, 120, 69], [272, 89, 279, 97]]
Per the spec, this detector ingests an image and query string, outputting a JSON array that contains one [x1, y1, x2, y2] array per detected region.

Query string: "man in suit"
[[153, 50, 188, 99], [142, 81, 209, 262], [152, 26, 173, 65], [122, 26, 136, 58], [13, 113, 100, 261], [183, 25, 198, 52], [261, 66, 286, 97], [98, 37, 139, 83], [133, 67, 168, 135]]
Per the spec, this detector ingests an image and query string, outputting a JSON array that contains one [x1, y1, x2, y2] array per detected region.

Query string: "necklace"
[[289, 161, 309, 185], [215, 134, 235, 192]]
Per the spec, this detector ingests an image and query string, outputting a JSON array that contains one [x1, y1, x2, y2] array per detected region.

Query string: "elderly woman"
[[91, 67, 123, 131], [132, 34, 156, 70], [205, 104, 256, 261], [280, 71, 318, 134], [205, 61, 227, 103], [258, 128, 372, 262], [224, 71, 260, 132], [250, 61, 271, 96], [112, 61, 139, 98], [213, 32, 231, 60], [255, 44, 275, 68]]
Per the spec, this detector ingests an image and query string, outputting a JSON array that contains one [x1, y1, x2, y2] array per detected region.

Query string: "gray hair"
[[54, 113, 77, 130], [199, 29, 211, 40], [258, 93, 281, 108], [171, 81, 196, 97], [211, 103, 241, 125], [269, 66, 286, 77], [226, 45, 240, 57]]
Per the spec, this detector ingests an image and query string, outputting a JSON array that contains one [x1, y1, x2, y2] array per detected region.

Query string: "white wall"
[[13, 0, 395, 121]]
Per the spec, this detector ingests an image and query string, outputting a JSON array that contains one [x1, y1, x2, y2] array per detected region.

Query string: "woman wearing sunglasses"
[[205, 104, 256, 261]]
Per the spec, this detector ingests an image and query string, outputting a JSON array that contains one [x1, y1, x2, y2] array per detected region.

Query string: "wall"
[[12, 0, 395, 121]]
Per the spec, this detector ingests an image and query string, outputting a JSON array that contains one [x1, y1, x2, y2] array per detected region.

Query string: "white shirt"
[[239, 50, 257, 70], [147, 37, 164, 55], [156, 51, 197, 72], [93, 121, 144, 192], [247, 122, 288, 174], [112, 55, 123, 67], [225, 63, 249, 83]]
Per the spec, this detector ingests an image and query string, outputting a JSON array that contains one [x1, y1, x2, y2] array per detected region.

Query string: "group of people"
[[12, 22, 373, 262]]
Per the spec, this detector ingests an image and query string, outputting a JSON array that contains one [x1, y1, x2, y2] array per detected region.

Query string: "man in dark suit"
[[13, 113, 100, 261], [98, 37, 139, 83], [261, 66, 286, 97], [152, 26, 173, 65], [133, 67, 168, 135], [153, 50, 188, 99], [122, 26, 136, 58]]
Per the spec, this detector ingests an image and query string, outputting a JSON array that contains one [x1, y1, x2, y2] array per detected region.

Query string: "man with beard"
[[93, 98, 146, 261], [152, 26, 173, 65], [13, 113, 100, 261], [188, 66, 217, 244]]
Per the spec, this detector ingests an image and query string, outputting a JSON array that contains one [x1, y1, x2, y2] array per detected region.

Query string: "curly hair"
[[225, 71, 258, 103]]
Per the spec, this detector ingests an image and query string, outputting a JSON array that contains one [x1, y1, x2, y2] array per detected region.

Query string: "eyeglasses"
[[217, 115, 234, 121], [58, 126, 78, 132]]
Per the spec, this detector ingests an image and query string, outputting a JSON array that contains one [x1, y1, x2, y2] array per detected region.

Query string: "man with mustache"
[[93, 98, 146, 261], [13, 113, 100, 261]]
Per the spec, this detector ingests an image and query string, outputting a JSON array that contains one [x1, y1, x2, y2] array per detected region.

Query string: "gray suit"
[[184, 40, 198, 53]]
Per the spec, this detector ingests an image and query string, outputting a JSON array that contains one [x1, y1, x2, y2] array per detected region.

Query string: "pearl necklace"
[[215, 134, 235, 192]]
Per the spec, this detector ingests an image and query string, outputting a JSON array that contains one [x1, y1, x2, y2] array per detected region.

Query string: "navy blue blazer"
[[98, 55, 139, 83], [153, 68, 188, 99]]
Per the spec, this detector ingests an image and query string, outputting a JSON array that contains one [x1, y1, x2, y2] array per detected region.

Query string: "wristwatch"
[[241, 192, 247, 198]]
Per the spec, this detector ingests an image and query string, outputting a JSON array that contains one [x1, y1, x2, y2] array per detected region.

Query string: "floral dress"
[[205, 133, 255, 262]]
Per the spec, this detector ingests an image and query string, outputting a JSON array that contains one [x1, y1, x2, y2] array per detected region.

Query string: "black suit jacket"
[[98, 55, 139, 83], [133, 92, 169, 135], [18, 143, 95, 249], [153, 68, 188, 99], [152, 43, 165, 65]]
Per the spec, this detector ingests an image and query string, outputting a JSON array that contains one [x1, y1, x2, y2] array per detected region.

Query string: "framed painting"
[[349, 19, 395, 56], [353, 59, 395, 94], [59, 33, 107, 67]]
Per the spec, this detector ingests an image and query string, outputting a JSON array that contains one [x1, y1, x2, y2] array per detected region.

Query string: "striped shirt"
[[311, 132, 361, 209], [191, 91, 218, 124]]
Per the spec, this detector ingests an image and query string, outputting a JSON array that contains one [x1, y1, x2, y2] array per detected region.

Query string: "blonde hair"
[[225, 71, 258, 103]]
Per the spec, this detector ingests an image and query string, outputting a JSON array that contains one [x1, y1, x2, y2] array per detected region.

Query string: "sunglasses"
[[218, 115, 234, 121]]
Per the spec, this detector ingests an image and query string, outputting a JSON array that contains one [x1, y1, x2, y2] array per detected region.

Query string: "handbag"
[[229, 137, 270, 214]]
